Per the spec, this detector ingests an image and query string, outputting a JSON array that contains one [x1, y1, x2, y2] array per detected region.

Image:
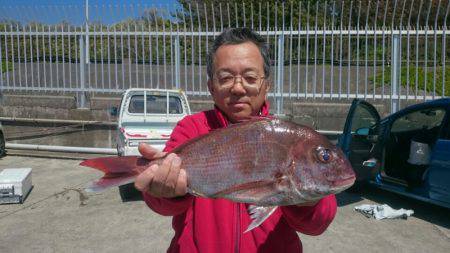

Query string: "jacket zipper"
[[234, 203, 241, 253]]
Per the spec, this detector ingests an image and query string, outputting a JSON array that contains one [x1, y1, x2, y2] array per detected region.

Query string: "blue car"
[[338, 98, 450, 208]]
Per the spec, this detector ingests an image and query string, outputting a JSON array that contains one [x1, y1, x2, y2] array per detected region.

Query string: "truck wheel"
[[116, 145, 123, 157], [119, 183, 142, 202], [0, 132, 5, 157]]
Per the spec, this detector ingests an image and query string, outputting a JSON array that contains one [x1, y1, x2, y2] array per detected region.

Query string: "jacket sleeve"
[[142, 116, 200, 216], [280, 194, 337, 236]]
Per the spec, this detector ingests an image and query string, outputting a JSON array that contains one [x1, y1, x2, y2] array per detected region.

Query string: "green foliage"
[[372, 66, 450, 96], [177, 0, 329, 29], [176, 0, 448, 30], [0, 1, 448, 67], [1, 61, 12, 73]]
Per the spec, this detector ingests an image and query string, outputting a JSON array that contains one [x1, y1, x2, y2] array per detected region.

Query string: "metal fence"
[[0, 0, 449, 112]]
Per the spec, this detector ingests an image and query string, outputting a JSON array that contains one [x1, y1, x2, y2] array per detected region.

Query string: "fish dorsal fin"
[[234, 115, 274, 124], [245, 205, 278, 233]]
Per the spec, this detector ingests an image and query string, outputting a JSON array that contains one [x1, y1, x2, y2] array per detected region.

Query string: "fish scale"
[[184, 139, 289, 197]]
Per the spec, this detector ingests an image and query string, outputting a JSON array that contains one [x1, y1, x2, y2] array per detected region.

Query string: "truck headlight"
[[127, 140, 140, 147]]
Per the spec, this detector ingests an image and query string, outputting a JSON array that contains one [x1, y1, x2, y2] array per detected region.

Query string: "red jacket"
[[143, 102, 337, 253]]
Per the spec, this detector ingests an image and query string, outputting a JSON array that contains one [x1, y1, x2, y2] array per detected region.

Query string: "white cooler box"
[[0, 168, 33, 204]]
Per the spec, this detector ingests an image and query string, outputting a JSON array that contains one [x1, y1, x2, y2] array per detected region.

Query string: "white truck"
[[115, 88, 191, 156], [113, 88, 191, 200]]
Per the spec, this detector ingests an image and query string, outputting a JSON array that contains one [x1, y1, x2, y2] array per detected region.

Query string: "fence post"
[[276, 34, 284, 115], [85, 0, 89, 65], [0, 41, 3, 101], [77, 35, 87, 109], [174, 36, 180, 89], [391, 34, 400, 113]]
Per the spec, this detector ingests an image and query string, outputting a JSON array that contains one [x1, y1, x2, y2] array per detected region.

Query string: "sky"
[[0, 0, 180, 25]]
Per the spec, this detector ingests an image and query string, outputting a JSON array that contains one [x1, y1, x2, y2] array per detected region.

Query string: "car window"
[[128, 95, 183, 114], [391, 107, 446, 133], [351, 104, 378, 132]]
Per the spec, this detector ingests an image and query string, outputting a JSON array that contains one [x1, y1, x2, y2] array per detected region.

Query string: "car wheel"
[[119, 183, 142, 202], [0, 131, 5, 157]]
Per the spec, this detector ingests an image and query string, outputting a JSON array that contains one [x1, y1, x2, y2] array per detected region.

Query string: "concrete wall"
[[0, 93, 120, 122], [0, 92, 393, 131]]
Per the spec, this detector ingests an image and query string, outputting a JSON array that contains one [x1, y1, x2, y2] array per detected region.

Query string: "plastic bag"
[[354, 204, 414, 220], [407, 140, 430, 165]]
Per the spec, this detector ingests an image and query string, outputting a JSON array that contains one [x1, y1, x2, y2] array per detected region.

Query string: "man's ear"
[[263, 80, 270, 99], [207, 79, 215, 95]]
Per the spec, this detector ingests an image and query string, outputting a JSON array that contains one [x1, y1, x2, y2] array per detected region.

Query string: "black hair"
[[206, 27, 270, 81]]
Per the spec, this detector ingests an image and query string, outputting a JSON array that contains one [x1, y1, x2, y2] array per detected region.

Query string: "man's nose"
[[230, 77, 246, 94]]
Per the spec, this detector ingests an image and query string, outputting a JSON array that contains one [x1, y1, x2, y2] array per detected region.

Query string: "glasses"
[[214, 73, 266, 93]]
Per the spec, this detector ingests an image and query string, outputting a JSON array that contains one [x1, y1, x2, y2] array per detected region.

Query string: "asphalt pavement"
[[1, 154, 449, 253]]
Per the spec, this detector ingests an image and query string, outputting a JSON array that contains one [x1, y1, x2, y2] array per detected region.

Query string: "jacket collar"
[[213, 100, 271, 128]]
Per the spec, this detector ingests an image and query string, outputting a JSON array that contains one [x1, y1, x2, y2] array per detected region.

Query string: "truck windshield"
[[128, 94, 183, 114]]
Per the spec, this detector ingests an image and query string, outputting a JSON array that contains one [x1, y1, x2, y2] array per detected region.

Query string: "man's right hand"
[[134, 143, 187, 198]]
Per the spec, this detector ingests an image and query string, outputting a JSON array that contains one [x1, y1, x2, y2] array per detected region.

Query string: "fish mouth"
[[331, 176, 356, 189]]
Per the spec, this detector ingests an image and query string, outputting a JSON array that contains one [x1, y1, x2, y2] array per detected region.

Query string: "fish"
[[80, 118, 355, 232]]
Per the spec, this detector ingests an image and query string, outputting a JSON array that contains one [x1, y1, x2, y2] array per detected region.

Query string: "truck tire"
[[116, 145, 123, 157], [0, 132, 5, 157], [116, 150, 141, 201], [119, 183, 142, 202]]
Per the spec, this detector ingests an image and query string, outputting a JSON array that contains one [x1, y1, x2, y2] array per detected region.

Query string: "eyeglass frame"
[[212, 73, 267, 93]]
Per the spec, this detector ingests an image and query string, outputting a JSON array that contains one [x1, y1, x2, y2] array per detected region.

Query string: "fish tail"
[[85, 175, 137, 193], [80, 156, 152, 192]]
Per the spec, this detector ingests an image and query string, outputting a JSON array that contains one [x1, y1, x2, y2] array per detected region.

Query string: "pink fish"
[[80, 118, 355, 232]]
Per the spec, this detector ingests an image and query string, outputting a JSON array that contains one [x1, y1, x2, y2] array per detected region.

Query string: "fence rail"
[[0, 0, 449, 113], [1, 30, 449, 36]]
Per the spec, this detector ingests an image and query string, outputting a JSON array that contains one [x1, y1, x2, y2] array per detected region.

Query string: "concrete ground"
[[1, 154, 449, 253]]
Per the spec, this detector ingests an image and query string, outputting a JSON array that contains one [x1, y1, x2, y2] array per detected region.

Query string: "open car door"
[[338, 99, 381, 182]]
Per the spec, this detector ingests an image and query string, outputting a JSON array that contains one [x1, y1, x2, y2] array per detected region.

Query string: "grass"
[[371, 66, 450, 97]]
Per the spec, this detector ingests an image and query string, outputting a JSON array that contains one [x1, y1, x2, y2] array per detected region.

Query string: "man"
[[135, 28, 337, 253]]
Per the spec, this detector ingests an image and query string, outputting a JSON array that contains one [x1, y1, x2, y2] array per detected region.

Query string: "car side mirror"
[[355, 127, 370, 136], [110, 106, 118, 117]]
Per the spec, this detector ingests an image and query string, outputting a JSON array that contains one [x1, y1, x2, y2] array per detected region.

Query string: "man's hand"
[[134, 143, 187, 198]]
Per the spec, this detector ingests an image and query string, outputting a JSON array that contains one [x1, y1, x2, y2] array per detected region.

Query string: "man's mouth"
[[229, 100, 250, 105], [230, 102, 248, 105], [229, 102, 249, 109]]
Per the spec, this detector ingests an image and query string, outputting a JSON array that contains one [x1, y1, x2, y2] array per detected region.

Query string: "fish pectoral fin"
[[245, 205, 278, 233], [187, 188, 207, 198]]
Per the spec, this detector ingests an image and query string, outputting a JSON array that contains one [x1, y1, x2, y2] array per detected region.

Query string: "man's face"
[[208, 42, 270, 123]]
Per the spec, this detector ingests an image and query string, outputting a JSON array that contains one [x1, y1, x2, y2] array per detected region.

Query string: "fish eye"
[[315, 147, 332, 163]]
